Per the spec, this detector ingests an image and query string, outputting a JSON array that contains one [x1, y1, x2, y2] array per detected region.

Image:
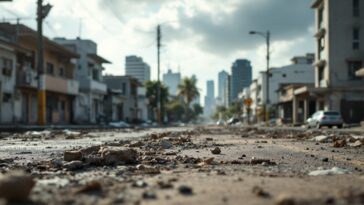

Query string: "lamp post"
[[249, 30, 270, 124]]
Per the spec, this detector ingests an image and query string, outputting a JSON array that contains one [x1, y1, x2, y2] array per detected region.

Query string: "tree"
[[177, 77, 200, 121], [192, 103, 203, 119], [145, 81, 169, 121], [166, 98, 185, 122]]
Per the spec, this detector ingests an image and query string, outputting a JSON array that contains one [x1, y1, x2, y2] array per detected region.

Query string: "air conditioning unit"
[[25, 71, 32, 84]]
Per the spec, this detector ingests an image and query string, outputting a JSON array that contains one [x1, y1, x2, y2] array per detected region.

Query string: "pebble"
[[178, 185, 193, 195], [211, 147, 221, 154]]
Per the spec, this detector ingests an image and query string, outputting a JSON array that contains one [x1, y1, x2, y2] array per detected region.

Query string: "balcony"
[[44, 74, 79, 95], [17, 69, 38, 88], [79, 78, 107, 94]]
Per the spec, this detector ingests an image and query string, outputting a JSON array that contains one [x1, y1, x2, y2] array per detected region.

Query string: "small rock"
[[252, 186, 270, 198], [275, 195, 296, 205], [333, 139, 346, 148], [142, 191, 157, 199], [132, 180, 148, 188], [0, 171, 35, 201], [75, 181, 102, 194], [64, 150, 82, 162], [206, 138, 213, 141], [129, 141, 144, 147], [211, 147, 221, 154], [178, 185, 193, 195], [99, 147, 138, 165], [64, 160, 83, 171], [160, 140, 173, 149], [322, 158, 329, 162]]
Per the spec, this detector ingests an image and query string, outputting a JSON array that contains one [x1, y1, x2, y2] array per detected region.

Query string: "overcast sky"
[[1, 0, 315, 104]]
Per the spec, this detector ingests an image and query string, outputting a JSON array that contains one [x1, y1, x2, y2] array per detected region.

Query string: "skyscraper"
[[204, 80, 215, 117], [218, 70, 230, 107], [230, 59, 252, 102], [125, 55, 151, 84], [162, 69, 181, 96]]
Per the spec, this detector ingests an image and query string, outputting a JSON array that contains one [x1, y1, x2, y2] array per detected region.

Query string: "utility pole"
[[265, 31, 270, 124], [156, 24, 161, 124], [36, 0, 52, 125]]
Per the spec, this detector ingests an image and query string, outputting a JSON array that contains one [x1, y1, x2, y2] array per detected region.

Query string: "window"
[[92, 69, 99, 81], [353, 28, 360, 50], [1, 57, 13, 76], [353, 0, 360, 17], [46, 63, 54, 75], [318, 7, 324, 29], [318, 66, 325, 86], [282, 74, 286, 78], [318, 37, 325, 59], [348, 61, 362, 80], [59, 67, 65, 77], [121, 83, 126, 95], [2, 93, 11, 103]]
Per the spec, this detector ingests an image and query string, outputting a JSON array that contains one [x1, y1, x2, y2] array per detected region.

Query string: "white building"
[[217, 70, 230, 107], [54, 38, 110, 124], [204, 80, 215, 117], [311, 0, 364, 124], [162, 69, 181, 96], [0, 39, 17, 124], [103, 75, 148, 122], [125, 55, 150, 84], [259, 54, 314, 106]]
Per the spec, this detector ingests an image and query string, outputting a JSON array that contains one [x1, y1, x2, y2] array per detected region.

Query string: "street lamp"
[[249, 30, 270, 124]]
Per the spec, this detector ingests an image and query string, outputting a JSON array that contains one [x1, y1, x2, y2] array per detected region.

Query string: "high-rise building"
[[162, 69, 181, 96], [218, 70, 230, 107], [125, 55, 151, 84], [230, 59, 252, 102], [204, 80, 215, 117], [311, 0, 364, 123]]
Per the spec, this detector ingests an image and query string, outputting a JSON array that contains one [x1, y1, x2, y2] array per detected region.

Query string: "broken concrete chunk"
[[308, 167, 349, 176], [64, 150, 82, 162], [0, 171, 35, 201], [64, 160, 84, 171], [311, 135, 329, 143], [99, 147, 138, 165], [75, 181, 102, 194], [349, 140, 363, 148]]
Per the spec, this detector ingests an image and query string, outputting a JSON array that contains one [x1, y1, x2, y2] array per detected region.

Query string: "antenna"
[[78, 18, 82, 38]]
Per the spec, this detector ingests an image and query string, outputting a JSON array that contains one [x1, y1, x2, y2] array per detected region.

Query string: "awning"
[[356, 68, 364, 77]]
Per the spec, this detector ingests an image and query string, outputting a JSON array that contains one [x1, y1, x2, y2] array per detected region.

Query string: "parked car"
[[227, 117, 240, 125], [306, 111, 343, 129]]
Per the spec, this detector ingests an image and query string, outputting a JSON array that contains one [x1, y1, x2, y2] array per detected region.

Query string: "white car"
[[307, 111, 343, 129]]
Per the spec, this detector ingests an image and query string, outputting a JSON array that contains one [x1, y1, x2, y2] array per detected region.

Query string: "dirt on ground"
[[0, 126, 363, 205]]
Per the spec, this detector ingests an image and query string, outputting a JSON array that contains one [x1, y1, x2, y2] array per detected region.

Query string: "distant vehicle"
[[306, 111, 343, 129], [109, 121, 131, 128], [216, 120, 224, 126], [227, 117, 240, 125]]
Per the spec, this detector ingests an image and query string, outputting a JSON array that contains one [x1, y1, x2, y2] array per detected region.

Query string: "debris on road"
[[211, 147, 221, 154], [308, 167, 349, 176], [0, 171, 35, 201]]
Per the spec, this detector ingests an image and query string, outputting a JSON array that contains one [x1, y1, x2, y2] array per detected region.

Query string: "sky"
[[0, 0, 315, 105]]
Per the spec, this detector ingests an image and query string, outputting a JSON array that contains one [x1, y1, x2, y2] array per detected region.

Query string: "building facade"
[[0, 23, 80, 125], [125, 55, 150, 84], [103, 75, 148, 123], [217, 70, 230, 107], [162, 69, 181, 96], [54, 38, 110, 124], [204, 80, 215, 117], [230, 59, 252, 103], [311, 0, 364, 123]]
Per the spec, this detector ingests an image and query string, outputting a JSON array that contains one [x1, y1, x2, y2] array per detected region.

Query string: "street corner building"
[[0, 23, 79, 125], [310, 0, 364, 124]]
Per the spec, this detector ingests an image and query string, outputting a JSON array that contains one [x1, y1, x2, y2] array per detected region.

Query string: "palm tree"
[[177, 77, 200, 121]]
